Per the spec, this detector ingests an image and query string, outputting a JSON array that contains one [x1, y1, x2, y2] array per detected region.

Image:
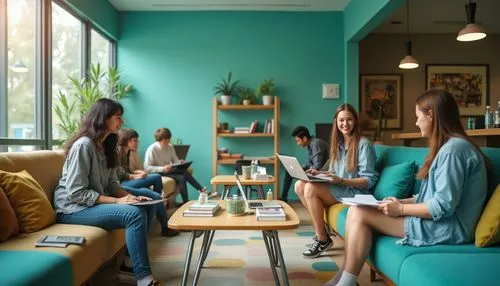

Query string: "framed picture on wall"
[[425, 64, 489, 116], [359, 74, 403, 130]]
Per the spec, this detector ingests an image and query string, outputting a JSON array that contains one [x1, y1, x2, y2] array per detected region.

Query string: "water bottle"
[[266, 189, 273, 201], [251, 160, 258, 177], [198, 191, 208, 204], [495, 101, 500, 128], [485, 106, 494, 129]]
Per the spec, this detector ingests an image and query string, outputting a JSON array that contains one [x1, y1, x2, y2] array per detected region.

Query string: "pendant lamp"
[[457, 0, 486, 42], [399, 0, 418, 69]]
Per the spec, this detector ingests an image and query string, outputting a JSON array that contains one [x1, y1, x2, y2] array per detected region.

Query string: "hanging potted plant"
[[256, 78, 276, 105], [238, 87, 256, 105], [214, 71, 240, 105]]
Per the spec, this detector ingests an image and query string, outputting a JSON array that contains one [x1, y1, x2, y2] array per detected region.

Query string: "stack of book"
[[256, 207, 286, 221], [183, 202, 221, 217], [234, 127, 250, 134]]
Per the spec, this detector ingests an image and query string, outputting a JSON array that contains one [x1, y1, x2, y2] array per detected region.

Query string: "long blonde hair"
[[330, 104, 362, 173], [416, 89, 485, 179]]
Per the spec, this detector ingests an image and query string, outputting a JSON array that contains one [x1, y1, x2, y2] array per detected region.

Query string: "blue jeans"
[[122, 185, 168, 228], [122, 173, 163, 194], [56, 204, 154, 279]]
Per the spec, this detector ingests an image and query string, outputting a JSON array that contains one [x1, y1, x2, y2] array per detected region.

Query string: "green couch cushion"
[[369, 236, 500, 284], [0, 251, 72, 286], [398, 253, 500, 286], [373, 161, 416, 200]]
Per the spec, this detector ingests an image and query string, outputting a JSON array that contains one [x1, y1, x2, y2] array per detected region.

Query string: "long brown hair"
[[64, 98, 123, 168], [416, 89, 485, 179], [330, 103, 362, 173]]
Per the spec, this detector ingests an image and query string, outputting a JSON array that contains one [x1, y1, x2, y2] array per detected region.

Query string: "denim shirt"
[[53, 137, 121, 214], [328, 136, 378, 190], [400, 137, 487, 246]]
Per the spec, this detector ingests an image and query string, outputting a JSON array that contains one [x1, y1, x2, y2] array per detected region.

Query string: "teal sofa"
[[327, 145, 500, 286]]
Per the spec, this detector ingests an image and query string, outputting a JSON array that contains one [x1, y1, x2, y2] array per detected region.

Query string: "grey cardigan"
[[53, 137, 121, 214]]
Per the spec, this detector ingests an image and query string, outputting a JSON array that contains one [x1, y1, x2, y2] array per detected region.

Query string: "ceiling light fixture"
[[457, 0, 486, 42], [10, 60, 29, 73], [399, 0, 418, 69]]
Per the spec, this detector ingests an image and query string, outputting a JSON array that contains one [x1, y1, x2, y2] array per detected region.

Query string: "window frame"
[[0, 0, 116, 152]]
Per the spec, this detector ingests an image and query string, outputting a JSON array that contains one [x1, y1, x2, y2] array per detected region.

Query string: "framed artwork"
[[359, 74, 403, 130], [425, 64, 489, 116]]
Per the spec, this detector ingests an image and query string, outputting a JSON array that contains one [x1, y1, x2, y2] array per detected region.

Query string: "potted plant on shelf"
[[214, 71, 240, 105], [256, 78, 276, 105], [238, 88, 256, 105]]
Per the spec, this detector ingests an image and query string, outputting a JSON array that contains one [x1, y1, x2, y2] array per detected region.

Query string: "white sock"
[[137, 274, 153, 286], [336, 271, 358, 286], [324, 266, 344, 286]]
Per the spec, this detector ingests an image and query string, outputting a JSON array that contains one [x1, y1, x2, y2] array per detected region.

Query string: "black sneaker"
[[119, 261, 134, 276], [302, 236, 333, 258], [161, 227, 180, 237]]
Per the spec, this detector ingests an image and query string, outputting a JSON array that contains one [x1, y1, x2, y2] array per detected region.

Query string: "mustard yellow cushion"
[[0, 170, 55, 233], [475, 185, 500, 247]]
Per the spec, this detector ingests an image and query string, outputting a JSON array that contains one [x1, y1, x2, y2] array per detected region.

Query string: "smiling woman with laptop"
[[291, 104, 379, 259]]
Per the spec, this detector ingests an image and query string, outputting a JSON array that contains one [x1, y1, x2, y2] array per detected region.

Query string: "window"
[[6, 0, 37, 139], [51, 2, 83, 141], [91, 29, 111, 71]]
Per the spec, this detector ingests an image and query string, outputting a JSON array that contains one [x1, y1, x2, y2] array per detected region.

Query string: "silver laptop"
[[234, 172, 282, 209], [277, 154, 331, 182]]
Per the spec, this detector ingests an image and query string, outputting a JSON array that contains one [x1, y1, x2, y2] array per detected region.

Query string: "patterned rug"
[[148, 224, 341, 285]]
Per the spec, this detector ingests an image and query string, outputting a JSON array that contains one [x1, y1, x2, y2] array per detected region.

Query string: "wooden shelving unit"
[[212, 97, 280, 198]]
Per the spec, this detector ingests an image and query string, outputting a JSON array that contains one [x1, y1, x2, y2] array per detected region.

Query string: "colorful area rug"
[[148, 224, 341, 285]]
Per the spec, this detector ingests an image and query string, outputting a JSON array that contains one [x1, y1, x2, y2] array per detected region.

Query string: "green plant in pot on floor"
[[214, 71, 240, 105]]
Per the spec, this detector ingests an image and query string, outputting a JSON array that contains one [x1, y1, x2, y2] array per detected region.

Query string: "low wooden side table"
[[168, 200, 300, 286], [210, 174, 275, 199]]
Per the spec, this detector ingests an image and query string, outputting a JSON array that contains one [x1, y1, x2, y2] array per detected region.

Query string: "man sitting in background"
[[280, 126, 329, 201], [144, 128, 216, 204]]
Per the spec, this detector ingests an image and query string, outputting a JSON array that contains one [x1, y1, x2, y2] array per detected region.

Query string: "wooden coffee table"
[[168, 200, 300, 286]]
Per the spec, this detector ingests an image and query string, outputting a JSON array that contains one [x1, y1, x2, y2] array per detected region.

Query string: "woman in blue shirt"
[[54, 98, 161, 286], [326, 89, 488, 286], [295, 103, 378, 259]]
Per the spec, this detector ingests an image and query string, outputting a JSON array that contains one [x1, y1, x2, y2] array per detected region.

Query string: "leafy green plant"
[[213, 71, 240, 96], [256, 78, 276, 96], [238, 87, 256, 103], [54, 63, 134, 140]]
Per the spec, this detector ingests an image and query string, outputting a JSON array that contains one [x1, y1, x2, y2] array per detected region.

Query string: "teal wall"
[[343, 0, 406, 108], [65, 0, 119, 40], [118, 11, 345, 199]]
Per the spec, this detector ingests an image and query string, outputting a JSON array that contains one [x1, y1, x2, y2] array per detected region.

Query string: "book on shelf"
[[256, 207, 286, 221]]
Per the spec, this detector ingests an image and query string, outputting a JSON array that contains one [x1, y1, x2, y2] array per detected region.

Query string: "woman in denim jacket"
[[326, 90, 488, 286], [295, 103, 379, 259]]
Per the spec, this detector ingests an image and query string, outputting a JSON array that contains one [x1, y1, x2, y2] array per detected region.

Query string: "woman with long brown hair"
[[325, 90, 488, 286], [295, 103, 378, 259]]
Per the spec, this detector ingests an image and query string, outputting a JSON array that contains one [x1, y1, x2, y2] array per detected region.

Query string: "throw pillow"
[[0, 186, 19, 242], [0, 170, 55, 233], [475, 185, 500, 247], [373, 161, 416, 200]]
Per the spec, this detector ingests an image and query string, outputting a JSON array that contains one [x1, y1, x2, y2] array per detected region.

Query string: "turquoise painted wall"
[[118, 11, 345, 199], [65, 0, 119, 40], [343, 0, 405, 108]]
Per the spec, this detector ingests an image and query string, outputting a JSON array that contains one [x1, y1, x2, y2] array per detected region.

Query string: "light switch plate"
[[322, 84, 340, 99]]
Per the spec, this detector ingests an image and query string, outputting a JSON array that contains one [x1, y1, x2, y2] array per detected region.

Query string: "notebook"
[[131, 199, 166, 206]]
